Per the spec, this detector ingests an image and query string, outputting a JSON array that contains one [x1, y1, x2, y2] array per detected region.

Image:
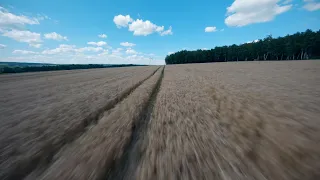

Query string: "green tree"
[[165, 29, 320, 64]]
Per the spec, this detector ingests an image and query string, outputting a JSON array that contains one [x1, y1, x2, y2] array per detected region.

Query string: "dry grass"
[[132, 61, 320, 180], [0, 66, 159, 179]]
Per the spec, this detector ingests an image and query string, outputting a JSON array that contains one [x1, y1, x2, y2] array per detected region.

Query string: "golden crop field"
[[1, 61, 319, 180]]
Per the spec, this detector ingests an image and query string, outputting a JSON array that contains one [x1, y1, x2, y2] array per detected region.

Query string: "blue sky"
[[0, 0, 319, 65]]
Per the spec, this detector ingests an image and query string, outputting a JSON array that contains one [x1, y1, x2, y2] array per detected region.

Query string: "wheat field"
[[0, 66, 159, 179], [0, 61, 319, 180]]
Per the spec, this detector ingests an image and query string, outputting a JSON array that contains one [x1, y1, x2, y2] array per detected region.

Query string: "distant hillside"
[[0, 62, 54, 67]]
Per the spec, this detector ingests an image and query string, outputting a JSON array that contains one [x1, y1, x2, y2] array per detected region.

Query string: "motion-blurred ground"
[[0, 61, 319, 180]]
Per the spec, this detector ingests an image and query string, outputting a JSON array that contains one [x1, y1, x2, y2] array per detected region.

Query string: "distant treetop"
[[165, 29, 320, 64]]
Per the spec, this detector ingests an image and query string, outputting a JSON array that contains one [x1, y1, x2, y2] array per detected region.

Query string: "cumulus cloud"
[[128, 19, 162, 36], [160, 26, 173, 36], [120, 42, 136, 47], [113, 15, 133, 28], [98, 34, 107, 38], [303, 0, 320, 11], [114, 14, 173, 36], [205, 26, 217, 32], [128, 19, 172, 36], [0, 6, 39, 27], [44, 32, 68, 41], [225, 0, 292, 27], [42, 44, 104, 55], [98, 49, 109, 56], [77, 47, 103, 53], [29, 44, 42, 48], [0, 7, 46, 47], [42, 44, 76, 55], [13, 49, 38, 55], [126, 48, 137, 54], [87, 41, 107, 46], [0, 44, 6, 49], [3, 45, 164, 65], [112, 48, 123, 55], [2, 29, 42, 47]]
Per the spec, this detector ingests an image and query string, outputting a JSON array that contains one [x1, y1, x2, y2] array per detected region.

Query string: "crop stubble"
[[0, 66, 159, 180], [33, 66, 164, 180], [131, 61, 320, 180], [1, 60, 319, 180]]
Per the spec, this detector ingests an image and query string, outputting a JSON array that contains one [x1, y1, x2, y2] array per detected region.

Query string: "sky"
[[0, 0, 319, 65]]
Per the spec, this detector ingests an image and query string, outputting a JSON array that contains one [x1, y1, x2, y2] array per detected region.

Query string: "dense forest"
[[165, 29, 320, 64], [0, 64, 144, 74]]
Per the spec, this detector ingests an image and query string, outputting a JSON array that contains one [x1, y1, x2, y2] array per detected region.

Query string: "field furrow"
[[106, 66, 165, 180], [0, 66, 159, 180], [30, 66, 164, 180]]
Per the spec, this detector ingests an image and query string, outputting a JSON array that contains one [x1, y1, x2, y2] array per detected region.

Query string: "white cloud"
[[2, 29, 42, 46], [13, 49, 38, 55], [120, 42, 136, 47], [44, 32, 68, 41], [113, 15, 133, 28], [246, 39, 259, 43], [0, 7, 46, 47], [98, 34, 107, 38], [114, 14, 173, 36], [112, 48, 123, 55], [168, 52, 174, 55], [98, 49, 109, 56], [77, 47, 103, 53], [87, 41, 107, 46], [29, 44, 42, 48], [0, 44, 6, 49], [205, 26, 217, 32], [0, 6, 39, 27], [155, 26, 164, 32], [42, 44, 76, 55], [42, 44, 104, 55], [303, 0, 320, 11], [126, 48, 137, 54], [160, 26, 173, 36], [3, 47, 164, 65], [129, 19, 163, 36], [225, 0, 292, 27]]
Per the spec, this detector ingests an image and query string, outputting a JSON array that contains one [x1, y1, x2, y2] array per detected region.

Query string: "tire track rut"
[[12, 67, 160, 180], [106, 67, 165, 180]]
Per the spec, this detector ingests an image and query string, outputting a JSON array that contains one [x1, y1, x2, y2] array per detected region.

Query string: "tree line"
[[0, 64, 145, 74], [165, 29, 320, 64]]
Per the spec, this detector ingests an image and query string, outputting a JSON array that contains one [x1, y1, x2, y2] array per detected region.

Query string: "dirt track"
[[0, 61, 319, 180]]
